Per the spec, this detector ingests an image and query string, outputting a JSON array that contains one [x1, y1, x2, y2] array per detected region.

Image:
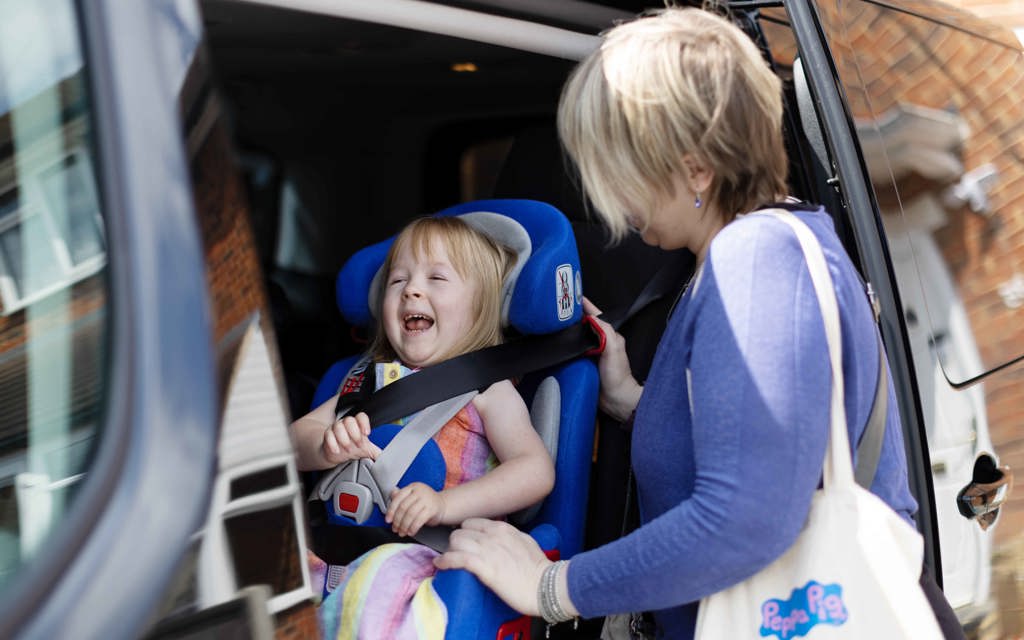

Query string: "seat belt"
[[599, 251, 694, 331], [316, 392, 477, 551], [335, 253, 695, 428], [316, 321, 606, 551], [854, 332, 888, 488], [336, 317, 605, 427]]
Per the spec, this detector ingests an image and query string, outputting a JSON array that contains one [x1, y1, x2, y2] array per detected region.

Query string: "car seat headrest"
[[367, 211, 531, 330], [336, 199, 583, 335]]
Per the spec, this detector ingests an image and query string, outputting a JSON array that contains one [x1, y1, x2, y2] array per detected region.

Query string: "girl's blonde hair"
[[370, 216, 516, 363], [558, 7, 788, 240]]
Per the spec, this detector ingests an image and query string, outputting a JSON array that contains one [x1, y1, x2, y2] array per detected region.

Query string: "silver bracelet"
[[537, 560, 573, 625]]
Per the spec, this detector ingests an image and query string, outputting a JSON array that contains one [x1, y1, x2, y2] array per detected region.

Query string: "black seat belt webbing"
[[345, 319, 603, 428], [335, 252, 696, 429], [600, 252, 694, 331]]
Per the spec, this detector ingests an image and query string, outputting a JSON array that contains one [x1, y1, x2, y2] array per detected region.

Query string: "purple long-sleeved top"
[[567, 207, 918, 637]]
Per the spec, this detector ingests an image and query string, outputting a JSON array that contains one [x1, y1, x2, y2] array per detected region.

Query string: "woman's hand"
[[434, 518, 551, 616], [322, 412, 381, 465], [583, 298, 643, 421], [386, 482, 446, 537]]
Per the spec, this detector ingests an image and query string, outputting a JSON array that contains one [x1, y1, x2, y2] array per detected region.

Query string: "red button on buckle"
[[339, 493, 360, 513]]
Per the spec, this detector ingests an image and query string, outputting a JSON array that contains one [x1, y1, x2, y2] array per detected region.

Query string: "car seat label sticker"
[[556, 264, 574, 320], [759, 581, 848, 639]]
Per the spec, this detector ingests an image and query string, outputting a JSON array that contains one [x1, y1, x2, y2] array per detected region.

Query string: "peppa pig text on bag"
[[759, 580, 848, 639]]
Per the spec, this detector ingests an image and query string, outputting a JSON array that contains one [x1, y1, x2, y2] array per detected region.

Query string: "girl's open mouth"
[[403, 313, 435, 332]]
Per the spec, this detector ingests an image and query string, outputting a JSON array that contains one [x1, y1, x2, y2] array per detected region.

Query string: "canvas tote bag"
[[694, 210, 943, 640]]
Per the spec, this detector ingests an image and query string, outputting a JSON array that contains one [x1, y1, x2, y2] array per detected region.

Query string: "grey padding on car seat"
[[457, 211, 531, 327], [366, 211, 531, 328], [512, 375, 560, 525]]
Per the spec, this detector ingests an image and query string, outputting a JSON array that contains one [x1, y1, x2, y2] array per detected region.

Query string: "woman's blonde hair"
[[370, 216, 516, 363], [558, 7, 788, 240]]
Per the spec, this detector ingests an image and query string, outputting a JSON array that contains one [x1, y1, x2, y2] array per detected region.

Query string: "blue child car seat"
[[309, 199, 599, 639]]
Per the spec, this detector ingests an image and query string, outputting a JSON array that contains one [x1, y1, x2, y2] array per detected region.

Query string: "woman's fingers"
[[582, 296, 603, 316], [435, 519, 548, 615], [459, 517, 511, 535], [433, 549, 477, 572]]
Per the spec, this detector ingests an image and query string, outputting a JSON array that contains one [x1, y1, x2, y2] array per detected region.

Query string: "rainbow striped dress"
[[317, 361, 497, 639]]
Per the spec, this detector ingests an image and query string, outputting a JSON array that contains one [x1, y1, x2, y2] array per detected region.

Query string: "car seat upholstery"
[[493, 123, 696, 551], [310, 198, 599, 639]]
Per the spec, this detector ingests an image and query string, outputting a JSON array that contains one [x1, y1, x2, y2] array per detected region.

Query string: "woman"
[[434, 7, 963, 639]]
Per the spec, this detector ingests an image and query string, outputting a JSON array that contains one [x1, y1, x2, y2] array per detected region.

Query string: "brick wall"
[[191, 119, 269, 343]]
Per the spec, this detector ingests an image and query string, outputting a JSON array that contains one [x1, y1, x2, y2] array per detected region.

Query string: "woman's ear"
[[681, 154, 714, 195]]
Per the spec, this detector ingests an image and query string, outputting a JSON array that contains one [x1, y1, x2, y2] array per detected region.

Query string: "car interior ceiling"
[[199, 1, 836, 551], [201, 3, 678, 404]]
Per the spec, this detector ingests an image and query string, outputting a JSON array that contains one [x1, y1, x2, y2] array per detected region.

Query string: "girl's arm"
[[438, 380, 555, 524], [290, 394, 380, 471]]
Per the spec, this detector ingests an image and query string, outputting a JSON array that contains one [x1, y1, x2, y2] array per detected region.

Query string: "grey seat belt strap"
[[371, 391, 476, 552], [854, 333, 888, 489], [313, 391, 477, 552], [369, 390, 478, 505]]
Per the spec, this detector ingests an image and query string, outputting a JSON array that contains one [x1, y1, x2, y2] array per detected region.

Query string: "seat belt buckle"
[[331, 481, 375, 524], [581, 315, 606, 357], [316, 458, 383, 524]]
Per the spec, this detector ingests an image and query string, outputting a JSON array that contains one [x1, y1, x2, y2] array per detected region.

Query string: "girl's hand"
[[322, 412, 381, 465], [387, 482, 446, 537], [434, 518, 550, 616], [583, 297, 643, 421]]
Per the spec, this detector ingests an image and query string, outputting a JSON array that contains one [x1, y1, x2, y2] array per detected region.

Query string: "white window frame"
[[0, 147, 106, 314]]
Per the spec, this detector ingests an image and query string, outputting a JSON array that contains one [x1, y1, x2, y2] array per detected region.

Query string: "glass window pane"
[[38, 154, 104, 266], [0, 0, 108, 592], [12, 211, 64, 298], [813, 0, 1024, 632], [0, 223, 25, 293], [224, 505, 303, 597]]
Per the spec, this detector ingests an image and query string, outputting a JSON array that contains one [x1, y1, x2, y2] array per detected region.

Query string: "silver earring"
[[694, 192, 703, 208]]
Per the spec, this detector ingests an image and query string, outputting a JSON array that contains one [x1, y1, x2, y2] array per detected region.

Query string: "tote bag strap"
[[756, 209, 855, 490]]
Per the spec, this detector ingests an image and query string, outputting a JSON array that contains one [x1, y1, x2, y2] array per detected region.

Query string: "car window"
[[813, 0, 1023, 630], [0, 0, 107, 588]]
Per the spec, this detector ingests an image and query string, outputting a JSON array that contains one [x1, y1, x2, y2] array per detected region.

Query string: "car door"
[[782, 0, 1024, 631], [0, 0, 219, 637]]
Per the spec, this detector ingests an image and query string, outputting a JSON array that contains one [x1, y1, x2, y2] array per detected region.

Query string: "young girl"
[[291, 216, 555, 639]]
